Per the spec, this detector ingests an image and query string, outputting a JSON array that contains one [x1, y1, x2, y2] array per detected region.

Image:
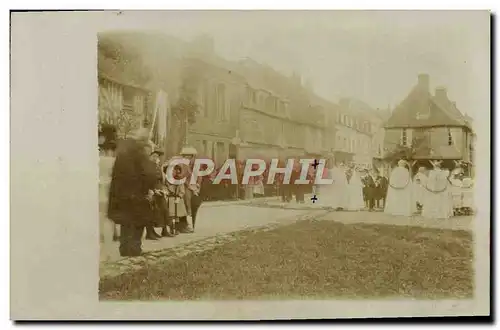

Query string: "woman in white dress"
[[384, 160, 414, 217], [421, 160, 453, 219], [317, 161, 349, 210], [346, 168, 365, 211]]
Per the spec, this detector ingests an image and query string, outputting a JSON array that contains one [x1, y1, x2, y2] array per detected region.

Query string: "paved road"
[[100, 204, 313, 262], [100, 194, 476, 263]]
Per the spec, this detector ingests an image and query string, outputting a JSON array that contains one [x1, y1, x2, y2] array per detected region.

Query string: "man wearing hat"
[[107, 127, 158, 257]]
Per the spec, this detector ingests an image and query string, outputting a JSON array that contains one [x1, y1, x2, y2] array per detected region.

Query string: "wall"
[[384, 126, 468, 160], [184, 57, 246, 161]]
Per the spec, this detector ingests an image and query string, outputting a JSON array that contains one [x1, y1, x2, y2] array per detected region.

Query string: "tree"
[[168, 60, 201, 154], [116, 110, 142, 139], [97, 34, 152, 87], [383, 135, 430, 175]]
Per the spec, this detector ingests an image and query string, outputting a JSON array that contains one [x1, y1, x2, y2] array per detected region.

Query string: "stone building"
[[97, 32, 337, 163], [330, 98, 379, 168], [234, 59, 332, 161], [384, 74, 474, 174]]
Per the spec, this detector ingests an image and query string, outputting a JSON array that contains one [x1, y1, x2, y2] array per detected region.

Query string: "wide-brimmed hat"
[[151, 149, 164, 156], [180, 145, 198, 156]]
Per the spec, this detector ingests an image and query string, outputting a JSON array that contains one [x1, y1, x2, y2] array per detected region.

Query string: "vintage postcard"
[[11, 10, 491, 320]]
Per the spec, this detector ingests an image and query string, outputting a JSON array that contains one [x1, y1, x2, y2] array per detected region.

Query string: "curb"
[[99, 208, 332, 280], [201, 196, 280, 208]]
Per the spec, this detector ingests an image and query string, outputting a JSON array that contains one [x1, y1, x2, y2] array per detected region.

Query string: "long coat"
[[107, 138, 158, 226], [164, 181, 188, 218]]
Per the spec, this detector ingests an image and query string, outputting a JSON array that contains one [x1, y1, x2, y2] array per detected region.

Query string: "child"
[[161, 164, 188, 236]]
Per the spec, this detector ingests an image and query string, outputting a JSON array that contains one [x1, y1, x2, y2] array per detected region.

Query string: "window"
[[447, 128, 453, 146], [216, 83, 227, 121], [401, 129, 408, 146]]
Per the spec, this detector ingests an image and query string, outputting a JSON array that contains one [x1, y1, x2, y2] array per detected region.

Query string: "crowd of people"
[[310, 158, 474, 218], [101, 126, 474, 257], [105, 128, 204, 257]]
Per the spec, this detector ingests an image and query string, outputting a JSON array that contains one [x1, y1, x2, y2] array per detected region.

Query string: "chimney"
[[435, 87, 448, 102], [417, 74, 430, 92]]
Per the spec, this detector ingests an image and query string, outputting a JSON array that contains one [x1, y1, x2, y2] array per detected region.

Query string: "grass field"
[[99, 220, 473, 300]]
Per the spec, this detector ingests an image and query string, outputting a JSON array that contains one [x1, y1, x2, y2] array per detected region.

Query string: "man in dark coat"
[[107, 134, 158, 257], [363, 169, 377, 211], [146, 148, 167, 240], [377, 173, 389, 209]]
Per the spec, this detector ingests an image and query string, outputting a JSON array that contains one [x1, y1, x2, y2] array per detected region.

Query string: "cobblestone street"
[[100, 202, 318, 263], [100, 198, 476, 280]]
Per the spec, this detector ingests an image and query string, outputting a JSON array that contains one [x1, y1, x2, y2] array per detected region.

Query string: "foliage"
[[383, 136, 430, 166], [115, 110, 142, 139], [97, 35, 151, 86], [168, 61, 202, 153], [171, 95, 199, 125]]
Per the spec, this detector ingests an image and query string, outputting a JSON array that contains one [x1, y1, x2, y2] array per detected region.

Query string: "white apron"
[[422, 169, 453, 219], [384, 166, 413, 217]]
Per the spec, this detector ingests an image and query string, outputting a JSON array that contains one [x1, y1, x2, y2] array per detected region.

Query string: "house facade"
[[384, 74, 474, 174], [233, 59, 332, 161], [98, 72, 151, 139], [98, 32, 337, 163], [329, 98, 380, 168]]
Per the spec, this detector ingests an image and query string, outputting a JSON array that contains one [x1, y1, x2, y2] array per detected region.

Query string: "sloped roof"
[[384, 86, 469, 129], [433, 97, 472, 130]]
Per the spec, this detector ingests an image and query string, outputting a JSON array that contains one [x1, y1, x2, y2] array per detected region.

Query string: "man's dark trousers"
[[119, 223, 145, 257]]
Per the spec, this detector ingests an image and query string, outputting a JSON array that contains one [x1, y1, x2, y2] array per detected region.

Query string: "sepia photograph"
[[97, 10, 487, 302], [10, 9, 491, 320]]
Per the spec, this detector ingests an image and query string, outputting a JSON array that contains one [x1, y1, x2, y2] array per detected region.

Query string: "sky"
[[100, 10, 490, 121]]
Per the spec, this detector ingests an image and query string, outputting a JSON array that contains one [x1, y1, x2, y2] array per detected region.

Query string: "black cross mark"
[[311, 195, 318, 203], [312, 159, 320, 169]]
